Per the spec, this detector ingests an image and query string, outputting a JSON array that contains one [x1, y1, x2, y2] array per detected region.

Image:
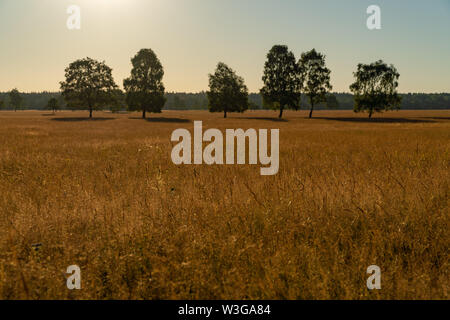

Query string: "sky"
[[0, 0, 449, 93]]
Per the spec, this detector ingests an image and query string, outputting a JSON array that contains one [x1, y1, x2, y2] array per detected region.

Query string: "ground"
[[0, 109, 448, 299]]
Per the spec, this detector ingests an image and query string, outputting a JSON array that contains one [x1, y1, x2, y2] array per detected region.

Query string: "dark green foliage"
[[261, 45, 302, 118], [164, 92, 208, 110], [46, 97, 59, 113], [60, 57, 119, 118], [9, 88, 22, 112], [299, 49, 332, 118], [248, 94, 263, 110], [325, 94, 340, 109], [0, 92, 64, 110], [109, 89, 127, 113], [350, 60, 401, 118], [173, 95, 186, 109], [399, 93, 449, 109], [0, 92, 448, 111], [165, 92, 261, 110], [248, 101, 260, 110], [123, 49, 166, 119], [207, 62, 248, 118]]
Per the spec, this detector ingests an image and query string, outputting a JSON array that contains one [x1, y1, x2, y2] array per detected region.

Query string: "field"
[[0, 109, 448, 300]]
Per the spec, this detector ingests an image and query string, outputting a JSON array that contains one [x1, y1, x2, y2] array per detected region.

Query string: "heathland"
[[0, 110, 448, 299]]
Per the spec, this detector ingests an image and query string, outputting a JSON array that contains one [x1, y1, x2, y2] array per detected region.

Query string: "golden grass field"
[[0, 109, 448, 300]]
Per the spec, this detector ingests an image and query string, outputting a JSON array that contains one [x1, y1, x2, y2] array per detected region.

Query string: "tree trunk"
[[369, 108, 373, 119], [224, 110, 227, 118], [309, 101, 314, 119], [142, 109, 146, 119], [89, 108, 93, 118], [279, 107, 284, 119]]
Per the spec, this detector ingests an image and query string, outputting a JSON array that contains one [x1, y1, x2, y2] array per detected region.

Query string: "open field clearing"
[[0, 110, 448, 299]]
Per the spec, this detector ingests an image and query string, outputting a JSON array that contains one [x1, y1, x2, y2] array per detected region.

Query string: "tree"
[[207, 62, 248, 118], [123, 49, 166, 119], [57, 94, 66, 110], [173, 95, 186, 109], [60, 57, 119, 118], [0, 100, 4, 110], [261, 45, 302, 118], [350, 60, 401, 118], [9, 88, 22, 112], [326, 94, 340, 109], [109, 89, 126, 113], [47, 97, 59, 113], [299, 49, 332, 118]]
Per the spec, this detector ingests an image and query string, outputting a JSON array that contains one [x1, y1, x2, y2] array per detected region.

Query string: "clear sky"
[[0, 0, 449, 93]]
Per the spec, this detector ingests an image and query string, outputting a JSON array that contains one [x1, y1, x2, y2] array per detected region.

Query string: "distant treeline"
[[0, 91, 449, 110]]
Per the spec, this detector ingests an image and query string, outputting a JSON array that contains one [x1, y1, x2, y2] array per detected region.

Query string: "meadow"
[[0, 109, 448, 299]]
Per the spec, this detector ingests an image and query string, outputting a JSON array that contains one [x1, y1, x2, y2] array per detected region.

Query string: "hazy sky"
[[0, 0, 449, 93]]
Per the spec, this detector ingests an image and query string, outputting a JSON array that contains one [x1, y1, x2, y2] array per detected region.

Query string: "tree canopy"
[[207, 62, 248, 118], [261, 45, 302, 118], [46, 97, 59, 113], [60, 57, 119, 118], [123, 49, 166, 119], [1, 91, 447, 111], [350, 60, 401, 118], [9, 88, 22, 112], [299, 49, 332, 118]]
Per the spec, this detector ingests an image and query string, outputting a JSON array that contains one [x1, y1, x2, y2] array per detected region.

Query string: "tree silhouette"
[[46, 98, 59, 114], [207, 62, 248, 118], [299, 49, 332, 118], [123, 49, 166, 119], [9, 88, 22, 112], [60, 57, 119, 118], [350, 60, 401, 118], [261, 45, 302, 118]]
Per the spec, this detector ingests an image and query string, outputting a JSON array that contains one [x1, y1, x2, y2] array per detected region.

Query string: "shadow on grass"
[[235, 117, 288, 122], [316, 117, 436, 123], [51, 117, 116, 122], [419, 117, 450, 121], [129, 117, 191, 123]]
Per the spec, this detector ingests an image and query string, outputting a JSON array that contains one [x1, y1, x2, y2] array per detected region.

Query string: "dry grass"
[[0, 109, 448, 300]]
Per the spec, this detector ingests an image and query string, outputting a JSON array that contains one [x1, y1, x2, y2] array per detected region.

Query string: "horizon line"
[[1, 91, 449, 95]]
